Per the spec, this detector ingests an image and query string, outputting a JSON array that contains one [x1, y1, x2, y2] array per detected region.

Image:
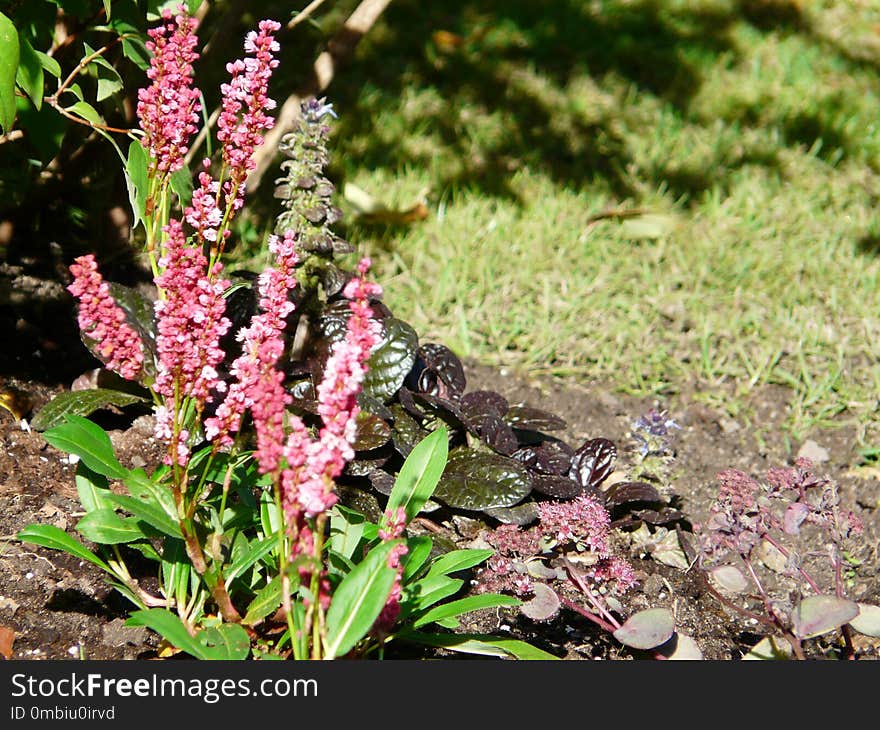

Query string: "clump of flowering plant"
[[21, 7, 545, 661], [697, 458, 879, 659], [476, 495, 701, 658]]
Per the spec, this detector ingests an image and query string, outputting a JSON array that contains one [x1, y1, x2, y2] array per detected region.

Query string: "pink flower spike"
[[137, 5, 201, 178], [67, 255, 144, 381]]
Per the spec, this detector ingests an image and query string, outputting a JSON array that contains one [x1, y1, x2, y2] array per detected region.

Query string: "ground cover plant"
[[0, 0, 878, 662]]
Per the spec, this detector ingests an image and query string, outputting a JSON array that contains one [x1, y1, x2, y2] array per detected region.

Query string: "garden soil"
[[1, 362, 878, 661]]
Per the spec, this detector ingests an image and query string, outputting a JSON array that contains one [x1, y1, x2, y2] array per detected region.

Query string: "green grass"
[[255, 0, 880, 443]]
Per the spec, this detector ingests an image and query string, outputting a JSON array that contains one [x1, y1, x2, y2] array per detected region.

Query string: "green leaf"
[[169, 166, 193, 208], [324, 540, 399, 659], [434, 448, 532, 511], [243, 576, 283, 626], [15, 35, 42, 110], [108, 493, 181, 539], [425, 548, 493, 579], [224, 536, 277, 586], [0, 12, 20, 133], [413, 593, 520, 628], [37, 51, 61, 79], [259, 489, 281, 537], [329, 505, 366, 561], [401, 535, 433, 582], [123, 469, 179, 526], [396, 631, 559, 660], [67, 100, 104, 126], [792, 595, 859, 639], [17, 524, 111, 573], [125, 609, 212, 659], [42, 415, 127, 479], [403, 574, 463, 613], [124, 139, 149, 228], [76, 508, 146, 544], [30, 388, 147, 432], [198, 624, 251, 660], [75, 462, 112, 512], [384, 427, 448, 528], [121, 36, 151, 71]]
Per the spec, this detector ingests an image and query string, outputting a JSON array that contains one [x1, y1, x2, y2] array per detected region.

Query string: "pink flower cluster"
[[281, 260, 382, 523], [538, 494, 612, 554], [373, 507, 409, 635], [479, 494, 637, 597], [153, 220, 231, 464], [67, 255, 144, 381], [137, 5, 201, 178], [205, 231, 300, 474], [186, 19, 280, 244]]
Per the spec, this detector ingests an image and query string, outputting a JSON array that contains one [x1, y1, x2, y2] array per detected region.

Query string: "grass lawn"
[[243, 0, 880, 445]]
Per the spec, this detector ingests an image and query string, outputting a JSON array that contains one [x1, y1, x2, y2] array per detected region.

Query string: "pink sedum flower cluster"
[[137, 5, 201, 178], [68, 255, 144, 381], [153, 220, 231, 464], [186, 19, 280, 244]]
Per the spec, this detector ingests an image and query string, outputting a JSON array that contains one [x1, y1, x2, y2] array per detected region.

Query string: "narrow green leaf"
[[384, 427, 448, 528], [76, 508, 146, 544], [74, 462, 111, 512], [15, 35, 42, 110], [30, 388, 147, 432], [324, 540, 399, 659], [42, 415, 127, 479], [401, 535, 433, 582], [329, 505, 366, 561], [243, 576, 283, 626], [17, 524, 111, 573], [121, 36, 151, 71], [123, 468, 179, 525], [224, 536, 277, 586], [125, 139, 149, 228], [413, 593, 520, 628], [107, 493, 181, 539], [425, 548, 493, 579], [0, 12, 19, 133], [404, 574, 463, 613], [397, 630, 559, 660], [126, 609, 210, 659]]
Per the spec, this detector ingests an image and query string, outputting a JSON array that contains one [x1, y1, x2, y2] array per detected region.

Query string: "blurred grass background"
[[240, 0, 880, 445]]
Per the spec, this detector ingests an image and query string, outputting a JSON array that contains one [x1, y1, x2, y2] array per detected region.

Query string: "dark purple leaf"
[[367, 469, 396, 496], [357, 393, 394, 421], [362, 318, 419, 403], [410, 343, 466, 398], [479, 415, 518, 455], [353, 412, 392, 451], [604, 481, 662, 507], [345, 450, 391, 477], [461, 390, 509, 421], [434, 449, 532, 511], [388, 404, 428, 457], [397, 387, 426, 420], [531, 474, 583, 499], [286, 379, 318, 414], [513, 440, 574, 475], [570, 438, 617, 489], [504, 404, 567, 432], [412, 392, 468, 430]]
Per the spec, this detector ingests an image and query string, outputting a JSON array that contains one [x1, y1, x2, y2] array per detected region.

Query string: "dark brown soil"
[[1, 359, 878, 661]]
